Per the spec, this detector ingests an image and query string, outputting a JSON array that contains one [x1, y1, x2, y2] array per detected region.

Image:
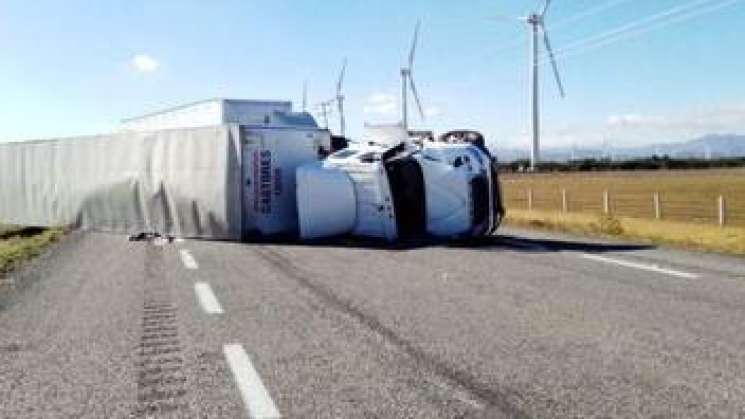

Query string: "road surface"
[[1, 228, 744, 418]]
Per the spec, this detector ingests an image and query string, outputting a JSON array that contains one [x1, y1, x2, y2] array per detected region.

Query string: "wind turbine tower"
[[523, 0, 565, 170], [335, 58, 347, 137], [400, 20, 425, 134], [317, 100, 333, 130]]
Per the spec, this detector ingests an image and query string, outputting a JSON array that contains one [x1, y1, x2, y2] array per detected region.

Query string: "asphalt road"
[[1, 228, 744, 418]]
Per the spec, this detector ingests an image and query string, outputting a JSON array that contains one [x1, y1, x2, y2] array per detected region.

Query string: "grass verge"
[[504, 209, 745, 256], [0, 226, 66, 276]]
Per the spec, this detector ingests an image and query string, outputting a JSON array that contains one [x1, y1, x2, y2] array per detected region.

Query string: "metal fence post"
[[603, 190, 610, 215], [718, 196, 726, 227], [527, 189, 533, 211], [562, 189, 568, 213], [653, 192, 661, 220]]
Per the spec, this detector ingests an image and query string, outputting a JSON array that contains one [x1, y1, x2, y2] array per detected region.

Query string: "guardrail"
[[504, 188, 745, 227]]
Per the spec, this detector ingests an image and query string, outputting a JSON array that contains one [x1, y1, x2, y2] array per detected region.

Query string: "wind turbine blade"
[[336, 58, 347, 95], [541, 0, 553, 17], [408, 76, 425, 120], [408, 20, 421, 68], [542, 26, 565, 98]]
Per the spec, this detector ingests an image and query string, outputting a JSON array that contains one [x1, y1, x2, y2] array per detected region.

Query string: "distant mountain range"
[[490, 134, 745, 162]]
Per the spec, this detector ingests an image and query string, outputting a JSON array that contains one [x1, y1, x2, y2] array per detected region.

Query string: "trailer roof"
[[121, 98, 293, 123]]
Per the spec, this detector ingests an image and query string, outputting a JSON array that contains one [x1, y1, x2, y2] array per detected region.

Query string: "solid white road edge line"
[[581, 253, 700, 279], [179, 249, 199, 270], [194, 282, 224, 314], [223, 344, 281, 419]]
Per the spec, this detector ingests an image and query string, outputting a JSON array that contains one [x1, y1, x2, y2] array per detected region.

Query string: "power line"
[[490, 0, 731, 66], [442, 0, 737, 91], [544, 0, 725, 58], [548, 0, 638, 30], [485, 0, 640, 58], [538, 0, 739, 65]]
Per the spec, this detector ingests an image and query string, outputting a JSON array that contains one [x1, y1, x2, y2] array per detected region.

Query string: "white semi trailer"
[[0, 99, 503, 242], [0, 114, 331, 241]]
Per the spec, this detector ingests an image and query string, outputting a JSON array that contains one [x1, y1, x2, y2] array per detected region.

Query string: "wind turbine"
[[522, 0, 565, 171], [315, 99, 334, 130], [400, 20, 425, 134], [335, 58, 348, 137]]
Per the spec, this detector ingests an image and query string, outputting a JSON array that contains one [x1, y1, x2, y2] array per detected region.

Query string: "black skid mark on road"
[[0, 342, 23, 353], [253, 247, 529, 419], [132, 245, 188, 417]]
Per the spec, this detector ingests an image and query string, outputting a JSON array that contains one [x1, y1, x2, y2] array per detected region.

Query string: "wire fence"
[[503, 187, 745, 227]]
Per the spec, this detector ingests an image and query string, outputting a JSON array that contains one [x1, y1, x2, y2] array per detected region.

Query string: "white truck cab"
[[296, 125, 504, 241]]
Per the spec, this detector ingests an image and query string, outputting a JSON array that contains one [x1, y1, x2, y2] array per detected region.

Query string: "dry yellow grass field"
[[500, 168, 745, 227]]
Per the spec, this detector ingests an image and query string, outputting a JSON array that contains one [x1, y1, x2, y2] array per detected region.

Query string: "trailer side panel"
[[0, 125, 243, 239]]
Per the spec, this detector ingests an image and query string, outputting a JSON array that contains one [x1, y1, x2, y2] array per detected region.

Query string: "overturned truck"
[[297, 126, 504, 241], [0, 100, 503, 241]]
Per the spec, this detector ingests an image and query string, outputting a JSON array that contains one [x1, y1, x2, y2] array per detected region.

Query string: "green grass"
[[0, 226, 65, 275], [505, 209, 745, 256]]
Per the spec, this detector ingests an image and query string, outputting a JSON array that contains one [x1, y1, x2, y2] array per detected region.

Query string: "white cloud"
[[607, 114, 666, 127], [496, 103, 745, 150], [604, 106, 745, 141], [364, 92, 397, 115], [131, 54, 160, 73]]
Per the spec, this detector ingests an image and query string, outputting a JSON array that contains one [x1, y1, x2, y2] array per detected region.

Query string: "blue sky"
[[1, 0, 744, 151]]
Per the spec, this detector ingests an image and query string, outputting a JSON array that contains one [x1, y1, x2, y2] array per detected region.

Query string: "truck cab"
[[296, 126, 503, 241]]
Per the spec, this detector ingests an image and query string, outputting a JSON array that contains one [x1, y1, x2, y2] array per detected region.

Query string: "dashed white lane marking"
[[223, 344, 281, 419], [581, 253, 700, 279], [179, 249, 199, 270], [194, 282, 224, 314]]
